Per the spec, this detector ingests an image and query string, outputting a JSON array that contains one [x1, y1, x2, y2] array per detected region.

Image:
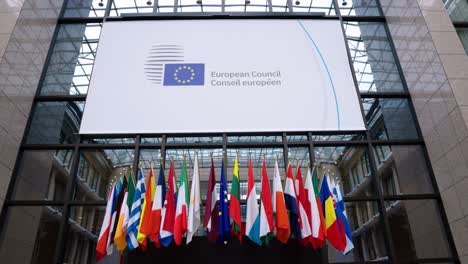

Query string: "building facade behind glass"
[[0, 0, 467, 263]]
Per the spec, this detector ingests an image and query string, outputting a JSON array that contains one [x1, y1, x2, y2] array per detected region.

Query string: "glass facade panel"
[[329, 201, 388, 263], [444, 0, 468, 22], [0, 206, 62, 263], [374, 145, 434, 195], [64, 206, 107, 263], [363, 98, 419, 140], [456, 28, 468, 55], [40, 23, 101, 96], [386, 199, 452, 262], [73, 149, 134, 201], [63, 0, 109, 17], [315, 146, 376, 197], [0, 0, 459, 263], [25, 101, 84, 144], [345, 22, 405, 93], [11, 150, 73, 201]]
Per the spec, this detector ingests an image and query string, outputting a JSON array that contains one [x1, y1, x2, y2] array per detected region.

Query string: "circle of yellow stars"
[[173, 65, 195, 84]]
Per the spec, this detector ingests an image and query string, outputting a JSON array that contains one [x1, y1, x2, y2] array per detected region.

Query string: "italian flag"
[[305, 166, 325, 248], [174, 158, 189, 245]]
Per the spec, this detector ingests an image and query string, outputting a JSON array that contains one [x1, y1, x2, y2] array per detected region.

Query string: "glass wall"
[[0, 0, 458, 264]]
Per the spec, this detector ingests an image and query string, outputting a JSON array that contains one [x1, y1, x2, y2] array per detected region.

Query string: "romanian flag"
[[272, 159, 290, 244], [137, 163, 156, 248], [320, 175, 345, 252], [174, 158, 189, 245], [229, 153, 242, 242]]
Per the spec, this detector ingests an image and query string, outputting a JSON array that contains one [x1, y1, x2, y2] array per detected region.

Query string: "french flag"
[[148, 165, 166, 247]]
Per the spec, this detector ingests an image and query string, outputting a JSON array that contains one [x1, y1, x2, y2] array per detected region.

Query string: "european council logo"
[[163, 64, 205, 86]]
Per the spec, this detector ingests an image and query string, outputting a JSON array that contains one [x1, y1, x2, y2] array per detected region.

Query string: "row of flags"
[[96, 155, 353, 261]]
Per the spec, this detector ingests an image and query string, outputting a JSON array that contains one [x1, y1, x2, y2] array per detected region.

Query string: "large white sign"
[[80, 19, 365, 134]]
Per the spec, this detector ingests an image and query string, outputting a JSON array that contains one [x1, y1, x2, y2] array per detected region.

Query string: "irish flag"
[[114, 172, 135, 251], [229, 153, 242, 242], [174, 158, 189, 245], [272, 159, 290, 244], [246, 157, 261, 245], [259, 159, 274, 244]]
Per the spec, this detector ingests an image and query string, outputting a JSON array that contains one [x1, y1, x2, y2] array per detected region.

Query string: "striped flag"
[[259, 159, 274, 244], [296, 165, 312, 245], [333, 180, 354, 254], [148, 165, 166, 247], [203, 157, 219, 241], [187, 154, 201, 244], [137, 163, 156, 248], [159, 160, 177, 247], [246, 156, 261, 245], [174, 158, 189, 245], [272, 159, 290, 244], [284, 163, 301, 239], [96, 184, 116, 261], [229, 153, 242, 242], [320, 175, 345, 252], [304, 166, 325, 248], [114, 172, 135, 251], [126, 168, 146, 250]]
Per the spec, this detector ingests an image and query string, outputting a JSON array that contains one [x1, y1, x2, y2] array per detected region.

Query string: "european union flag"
[[163, 63, 205, 86]]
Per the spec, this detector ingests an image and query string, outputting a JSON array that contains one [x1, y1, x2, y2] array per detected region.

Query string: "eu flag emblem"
[[163, 63, 205, 86]]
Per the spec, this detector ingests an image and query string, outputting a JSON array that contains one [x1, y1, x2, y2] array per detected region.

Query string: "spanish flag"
[[137, 163, 156, 247], [319, 175, 345, 252]]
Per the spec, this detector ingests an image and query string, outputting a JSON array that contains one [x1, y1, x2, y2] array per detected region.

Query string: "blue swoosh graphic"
[[297, 20, 341, 130]]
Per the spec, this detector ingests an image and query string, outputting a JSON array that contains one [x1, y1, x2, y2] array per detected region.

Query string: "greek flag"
[[126, 168, 146, 250]]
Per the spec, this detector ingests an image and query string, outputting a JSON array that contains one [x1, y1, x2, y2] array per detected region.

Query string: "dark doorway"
[[128, 237, 324, 264]]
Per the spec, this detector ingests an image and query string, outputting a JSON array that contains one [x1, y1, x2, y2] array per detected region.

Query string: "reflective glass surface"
[[63, 0, 109, 17], [11, 150, 73, 201], [363, 98, 419, 140], [64, 206, 107, 263], [329, 201, 388, 262], [315, 146, 376, 197], [374, 145, 434, 195], [386, 199, 452, 262], [40, 23, 101, 96], [0, 206, 62, 263], [26, 101, 84, 144], [73, 149, 134, 201], [344, 22, 405, 93]]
